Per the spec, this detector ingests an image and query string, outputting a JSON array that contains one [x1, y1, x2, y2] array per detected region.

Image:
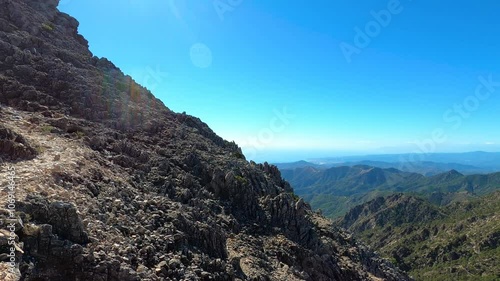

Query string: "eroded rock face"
[[0, 125, 37, 161], [17, 195, 89, 244], [0, 0, 412, 280]]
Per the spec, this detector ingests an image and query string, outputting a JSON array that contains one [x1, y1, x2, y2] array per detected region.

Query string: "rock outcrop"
[[0, 0, 411, 280], [0, 124, 37, 161]]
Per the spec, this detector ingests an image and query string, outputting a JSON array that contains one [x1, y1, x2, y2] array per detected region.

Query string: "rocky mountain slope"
[[0, 0, 411, 280], [337, 193, 500, 280], [280, 165, 500, 218]]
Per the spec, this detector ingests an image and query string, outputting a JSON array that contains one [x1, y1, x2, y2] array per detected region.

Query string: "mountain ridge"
[[275, 158, 494, 176], [281, 164, 500, 218], [337, 193, 500, 280], [0, 0, 410, 280], [308, 152, 500, 173]]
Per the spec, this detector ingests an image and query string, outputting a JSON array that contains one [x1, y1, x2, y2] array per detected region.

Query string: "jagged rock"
[[0, 125, 37, 161], [0, 0, 412, 280], [480, 230, 499, 250], [17, 195, 89, 244]]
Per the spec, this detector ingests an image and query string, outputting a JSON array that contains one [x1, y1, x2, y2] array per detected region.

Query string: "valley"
[[278, 159, 500, 218], [278, 157, 500, 280], [337, 192, 500, 280]]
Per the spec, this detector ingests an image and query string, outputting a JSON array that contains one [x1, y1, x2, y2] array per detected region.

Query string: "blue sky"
[[58, 0, 500, 162]]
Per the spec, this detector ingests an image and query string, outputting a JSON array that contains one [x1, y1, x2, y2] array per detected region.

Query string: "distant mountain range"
[[339, 160, 483, 176], [277, 154, 500, 279], [279, 164, 500, 217], [276, 152, 500, 176], [275, 159, 485, 176], [337, 192, 500, 280], [303, 151, 500, 174]]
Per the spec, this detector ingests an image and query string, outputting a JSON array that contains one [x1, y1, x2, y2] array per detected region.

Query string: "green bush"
[[41, 125, 54, 134], [234, 175, 248, 185]]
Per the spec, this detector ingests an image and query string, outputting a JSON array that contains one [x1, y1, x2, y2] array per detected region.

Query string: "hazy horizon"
[[249, 149, 500, 164], [58, 1, 500, 163]]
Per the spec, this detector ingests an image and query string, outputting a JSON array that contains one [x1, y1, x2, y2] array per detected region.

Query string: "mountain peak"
[[431, 169, 465, 182], [448, 169, 464, 176], [0, 1, 410, 280]]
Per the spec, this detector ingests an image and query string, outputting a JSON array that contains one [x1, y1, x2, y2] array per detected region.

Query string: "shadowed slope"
[[0, 0, 410, 280]]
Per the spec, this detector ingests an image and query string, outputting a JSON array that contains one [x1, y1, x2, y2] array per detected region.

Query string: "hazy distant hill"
[[337, 193, 500, 280], [275, 157, 491, 176], [280, 165, 500, 217], [282, 165, 423, 195], [336, 160, 485, 176], [309, 152, 500, 173], [274, 160, 323, 170]]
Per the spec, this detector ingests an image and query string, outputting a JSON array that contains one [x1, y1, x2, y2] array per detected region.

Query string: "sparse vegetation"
[[234, 175, 248, 185], [281, 165, 500, 218], [41, 22, 54, 31], [41, 125, 54, 134], [338, 192, 500, 280], [74, 130, 85, 138], [290, 192, 300, 202], [22, 223, 41, 236], [34, 144, 46, 154]]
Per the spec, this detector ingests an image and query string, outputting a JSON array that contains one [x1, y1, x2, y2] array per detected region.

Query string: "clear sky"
[[58, 0, 500, 162]]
